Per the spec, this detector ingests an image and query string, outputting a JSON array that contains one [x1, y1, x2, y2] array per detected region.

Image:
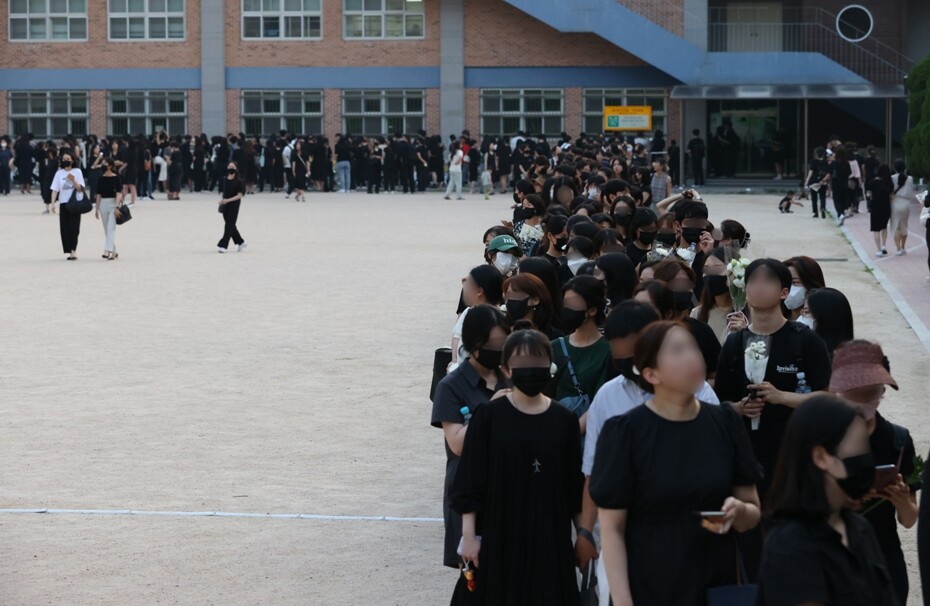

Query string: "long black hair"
[[806, 287, 854, 355], [767, 395, 860, 518], [595, 253, 637, 307], [461, 304, 511, 355], [893, 158, 908, 191]]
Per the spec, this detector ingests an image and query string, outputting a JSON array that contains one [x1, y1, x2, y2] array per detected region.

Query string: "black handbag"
[[449, 564, 479, 605], [578, 560, 598, 606], [431, 348, 453, 401], [67, 193, 93, 215], [706, 541, 757, 606], [115, 204, 132, 225]]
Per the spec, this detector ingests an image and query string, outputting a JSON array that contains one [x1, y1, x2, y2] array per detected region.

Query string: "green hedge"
[[903, 54, 930, 179]]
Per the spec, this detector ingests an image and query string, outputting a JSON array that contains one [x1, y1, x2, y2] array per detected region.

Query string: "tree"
[[903, 54, 930, 179]]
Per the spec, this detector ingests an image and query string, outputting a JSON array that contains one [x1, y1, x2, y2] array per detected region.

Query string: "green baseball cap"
[[487, 235, 523, 257]]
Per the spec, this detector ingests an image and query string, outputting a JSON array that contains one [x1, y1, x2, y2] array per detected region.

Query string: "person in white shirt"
[[890, 158, 916, 256], [443, 141, 464, 200], [576, 300, 719, 606], [50, 151, 87, 260]]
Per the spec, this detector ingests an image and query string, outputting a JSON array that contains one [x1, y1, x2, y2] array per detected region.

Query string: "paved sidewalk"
[[838, 198, 930, 352]]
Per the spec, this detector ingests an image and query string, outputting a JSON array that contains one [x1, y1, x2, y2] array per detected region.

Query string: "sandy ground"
[[0, 189, 926, 605]]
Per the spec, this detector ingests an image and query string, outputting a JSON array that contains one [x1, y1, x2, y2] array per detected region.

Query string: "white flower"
[[732, 277, 745, 289], [739, 257, 751, 267]]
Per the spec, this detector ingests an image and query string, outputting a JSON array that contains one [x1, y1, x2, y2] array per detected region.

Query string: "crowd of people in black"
[[429, 136, 930, 605]]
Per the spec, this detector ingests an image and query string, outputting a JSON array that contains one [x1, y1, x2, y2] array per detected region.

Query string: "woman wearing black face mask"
[[452, 329, 583, 605], [50, 151, 86, 260], [551, 276, 610, 425], [432, 305, 511, 570], [513, 194, 545, 255], [217, 162, 247, 253], [625, 207, 657, 268], [692, 248, 734, 343], [758, 395, 896, 606]]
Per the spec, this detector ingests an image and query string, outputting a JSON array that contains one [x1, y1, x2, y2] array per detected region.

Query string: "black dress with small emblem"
[[452, 396, 583, 605]]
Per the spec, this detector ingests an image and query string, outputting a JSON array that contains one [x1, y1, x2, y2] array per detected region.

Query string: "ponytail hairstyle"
[[894, 158, 907, 192]]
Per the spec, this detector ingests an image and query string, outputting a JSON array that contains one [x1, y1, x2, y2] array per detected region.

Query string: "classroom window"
[[241, 90, 323, 136], [108, 0, 185, 40], [242, 0, 321, 39], [342, 89, 424, 136], [583, 88, 668, 134], [343, 0, 424, 39], [109, 91, 187, 136], [480, 89, 564, 138], [9, 0, 87, 41], [9, 91, 88, 138]]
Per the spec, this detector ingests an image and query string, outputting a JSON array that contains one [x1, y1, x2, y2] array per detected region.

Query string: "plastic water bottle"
[[795, 372, 811, 394], [678, 242, 698, 263], [460, 405, 472, 424]]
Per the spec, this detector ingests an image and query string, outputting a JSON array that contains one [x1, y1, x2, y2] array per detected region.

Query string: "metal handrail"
[[616, 0, 913, 85]]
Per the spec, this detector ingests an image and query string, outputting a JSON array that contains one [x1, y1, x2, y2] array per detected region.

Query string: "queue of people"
[[431, 155, 924, 605]]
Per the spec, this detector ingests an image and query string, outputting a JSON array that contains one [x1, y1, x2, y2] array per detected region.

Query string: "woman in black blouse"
[[757, 394, 897, 606], [94, 158, 123, 260], [591, 321, 761, 605], [217, 162, 246, 253]]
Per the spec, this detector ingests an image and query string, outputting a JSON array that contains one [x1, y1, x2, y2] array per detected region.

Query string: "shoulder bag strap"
[[558, 337, 585, 395]]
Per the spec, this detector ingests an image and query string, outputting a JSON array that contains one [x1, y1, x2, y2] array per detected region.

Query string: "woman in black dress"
[[757, 395, 897, 605], [590, 321, 762, 606], [867, 163, 893, 257], [453, 329, 583, 605], [291, 140, 308, 203], [310, 137, 329, 192], [167, 141, 183, 200]]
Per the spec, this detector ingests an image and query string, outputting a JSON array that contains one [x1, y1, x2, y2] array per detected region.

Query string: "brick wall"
[[188, 89, 203, 135], [89, 90, 107, 136], [464, 88, 480, 135], [464, 0, 644, 66], [323, 89, 342, 137], [564, 88, 583, 139], [425, 88, 441, 135], [0, 0, 200, 69], [226, 0, 440, 67], [226, 89, 241, 135]]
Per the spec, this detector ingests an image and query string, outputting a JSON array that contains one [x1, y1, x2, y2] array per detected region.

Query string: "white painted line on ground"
[[840, 223, 930, 354], [0, 508, 443, 523]]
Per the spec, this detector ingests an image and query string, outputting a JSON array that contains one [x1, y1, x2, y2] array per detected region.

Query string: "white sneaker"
[[876, 250, 886, 257], [238, 243, 247, 252], [217, 247, 227, 254], [895, 249, 905, 256]]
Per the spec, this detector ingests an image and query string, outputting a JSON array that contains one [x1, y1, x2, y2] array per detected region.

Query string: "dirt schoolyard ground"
[[0, 191, 926, 604]]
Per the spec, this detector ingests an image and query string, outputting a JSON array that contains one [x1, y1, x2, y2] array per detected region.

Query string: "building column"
[[200, 0, 226, 136], [439, 0, 465, 138]]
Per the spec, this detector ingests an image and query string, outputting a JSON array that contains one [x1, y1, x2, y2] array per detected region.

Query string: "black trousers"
[[691, 156, 704, 185], [367, 161, 382, 193], [59, 207, 81, 254], [218, 200, 244, 249], [416, 163, 430, 192], [400, 162, 415, 193], [810, 187, 826, 216]]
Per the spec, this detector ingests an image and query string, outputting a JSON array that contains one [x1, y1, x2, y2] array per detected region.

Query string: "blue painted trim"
[[464, 66, 678, 88], [226, 66, 440, 89], [698, 53, 867, 86], [0, 68, 200, 90]]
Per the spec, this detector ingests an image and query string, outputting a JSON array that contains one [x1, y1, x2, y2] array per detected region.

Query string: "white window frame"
[[108, 0, 186, 42], [341, 89, 425, 136], [582, 88, 668, 134], [241, 0, 322, 40], [9, 0, 88, 42], [8, 91, 89, 138], [240, 90, 324, 136], [108, 90, 188, 136], [479, 89, 564, 138], [343, 0, 424, 40]]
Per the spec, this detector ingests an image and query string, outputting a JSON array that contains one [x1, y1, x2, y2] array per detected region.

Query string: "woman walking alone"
[[94, 158, 123, 260], [50, 151, 86, 260], [217, 161, 247, 253], [890, 159, 916, 256], [443, 141, 464, 201]]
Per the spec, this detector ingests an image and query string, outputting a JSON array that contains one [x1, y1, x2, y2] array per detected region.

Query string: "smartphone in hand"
[[873, 464, 898, 492]]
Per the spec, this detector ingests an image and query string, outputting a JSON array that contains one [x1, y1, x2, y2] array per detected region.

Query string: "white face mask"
[[785, 285, 807, 310], [567, 256, 586, 275], [493, 252, 518, 275], [797, 315, 815, 330]]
